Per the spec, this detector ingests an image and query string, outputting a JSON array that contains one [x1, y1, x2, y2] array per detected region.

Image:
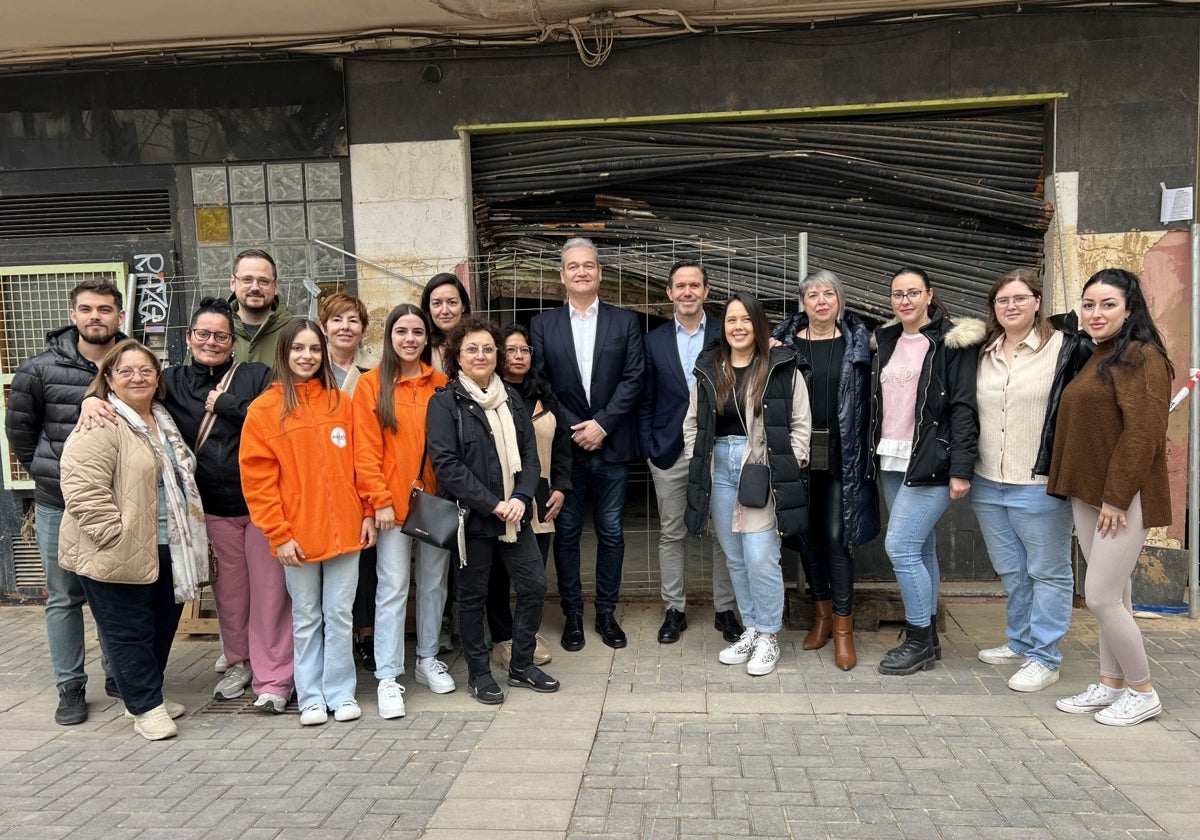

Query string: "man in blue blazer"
[[639, 261, 743, 645], [531, 238, 645, 651]]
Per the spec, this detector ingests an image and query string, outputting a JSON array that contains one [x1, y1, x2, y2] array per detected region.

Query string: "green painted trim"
[[457, 93, 1068, 134]]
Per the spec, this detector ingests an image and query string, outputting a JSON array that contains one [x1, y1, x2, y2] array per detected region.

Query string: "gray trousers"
[[650, 454, 736, 613]]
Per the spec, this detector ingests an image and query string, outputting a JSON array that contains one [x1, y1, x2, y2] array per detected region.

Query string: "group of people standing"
[[7, 239, 1174, 739]]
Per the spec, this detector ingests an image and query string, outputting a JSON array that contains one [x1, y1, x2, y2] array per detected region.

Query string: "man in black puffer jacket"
[[5, 279, 127, 725]]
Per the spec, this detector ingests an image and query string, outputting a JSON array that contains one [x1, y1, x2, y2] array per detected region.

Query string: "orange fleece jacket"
[[240, 378, 373, 562], [352, 363, 447, 523]]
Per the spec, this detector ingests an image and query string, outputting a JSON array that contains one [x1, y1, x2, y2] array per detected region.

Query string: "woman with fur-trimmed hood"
[[868, 267, 985, 676]]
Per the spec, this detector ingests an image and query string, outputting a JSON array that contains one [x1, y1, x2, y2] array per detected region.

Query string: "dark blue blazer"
[[531, 301, 645, 464], [639, 316, 721, 470]]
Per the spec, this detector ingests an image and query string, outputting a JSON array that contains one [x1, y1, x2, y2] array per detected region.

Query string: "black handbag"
[[732, 386, 771, 508], [400, 449, 464, 550], [737, 463, 771, 508]]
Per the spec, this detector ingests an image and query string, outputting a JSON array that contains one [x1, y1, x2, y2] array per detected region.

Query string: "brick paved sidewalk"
[[1, 599, 1198, 839]]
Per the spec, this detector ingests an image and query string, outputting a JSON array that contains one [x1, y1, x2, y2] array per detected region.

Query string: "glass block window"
[[187, 160, 351, 300]]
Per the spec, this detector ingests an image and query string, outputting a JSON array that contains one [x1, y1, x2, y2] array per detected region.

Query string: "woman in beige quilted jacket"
[[59, 340, 208, 742]]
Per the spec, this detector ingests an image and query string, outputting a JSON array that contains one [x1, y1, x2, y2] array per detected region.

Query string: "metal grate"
[[11, 527, 44, 590], [0, 262, 129, 490], [0, 191, 172, 240], [195, 695, 300, 716]]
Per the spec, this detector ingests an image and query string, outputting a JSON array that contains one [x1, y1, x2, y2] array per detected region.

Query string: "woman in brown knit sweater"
[[1047, 268, 1173, 727]]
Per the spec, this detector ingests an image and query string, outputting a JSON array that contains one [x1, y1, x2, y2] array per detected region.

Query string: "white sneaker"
[[1007, 660, 1060, 693], [1056, 683, 1124, 714], [124, 699, 186, 720], [214, 652, 228, 673], [415, 657, 457, 694], [333, 700, 361, 722], [299, 704, 328, 726], [978, 644, 1024, 665], [533, 633, 553, 666], [253, 693, 287, 714], [378, 678, 406, 719], [747, 632, 780, 676], [213, 663, 252, 699], [1094, 688, 1162, 727], [719, 627, 759, 665]]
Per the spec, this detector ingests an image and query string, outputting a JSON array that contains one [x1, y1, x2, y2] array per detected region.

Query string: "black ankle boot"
[[878, 623, 936, 676], [930, 615, 942, 661]]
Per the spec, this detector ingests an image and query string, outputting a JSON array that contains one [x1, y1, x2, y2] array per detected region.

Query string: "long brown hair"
[[271, 319, 340, 424], [375, 303, 430, 434], [982, 267, 1054, 352], [714, 293, 771, 418]]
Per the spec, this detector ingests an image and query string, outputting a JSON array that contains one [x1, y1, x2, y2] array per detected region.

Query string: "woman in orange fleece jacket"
[[353, 303, 452, 720], [240, 319, 376, 727]]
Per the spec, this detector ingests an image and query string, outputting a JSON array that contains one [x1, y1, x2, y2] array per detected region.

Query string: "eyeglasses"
[[111, 366, 157, 380], [191, 328, 233, 344], [463, 345, 497, 357], [994, 295, 1034, 308], [233, 275, 276, 288], [505, 346, 532, 357], [889, 290, 928, 302]]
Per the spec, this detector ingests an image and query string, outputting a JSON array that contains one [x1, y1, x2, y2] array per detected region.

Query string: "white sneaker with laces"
[[415, 657, 457, 694], [1055, 683, 1124, 714], [1007, 659, 1060, 693], [333, 700, 361, 722], [299, 704, 328, 726], [977, 644, 1024, 665], [213, 663, 252, 699], [719, 627, 759, 665], [1094, 688, 1162, 727], [253, 693, 287, 714], [378, 678, 407, 719], [747, 632, 780, 676], [214, 652, 228, 673]]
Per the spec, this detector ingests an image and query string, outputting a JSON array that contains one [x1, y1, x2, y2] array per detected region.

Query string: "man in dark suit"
[[531, 238, 645, 651], [640, 261, 744, 645]]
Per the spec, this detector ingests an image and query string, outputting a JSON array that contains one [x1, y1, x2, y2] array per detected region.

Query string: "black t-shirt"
[[715, 364, 750, 437], [805, 335, 844, 474]]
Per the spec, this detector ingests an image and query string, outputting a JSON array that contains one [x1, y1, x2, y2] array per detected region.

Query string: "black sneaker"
[[104, 676, 121, 699], [468, 674, 505, 705], [355, 636, 376, 672], [55, 680, 87, 725], [507, 665, 561, 693]]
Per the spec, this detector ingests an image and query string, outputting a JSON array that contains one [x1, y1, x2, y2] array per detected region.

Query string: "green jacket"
[[231, 299, 293, 366]]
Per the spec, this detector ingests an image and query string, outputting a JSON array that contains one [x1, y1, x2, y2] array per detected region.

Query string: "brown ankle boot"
[[803, 600, 834, 650], [832, 613, 857, 670]]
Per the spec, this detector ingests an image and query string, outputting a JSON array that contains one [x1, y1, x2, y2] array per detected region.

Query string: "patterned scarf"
[[108, 395, 210, 603]]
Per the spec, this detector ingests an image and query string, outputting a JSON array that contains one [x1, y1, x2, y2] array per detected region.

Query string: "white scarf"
[[457, 372, 522, 543], [109, 395, 210, 603]]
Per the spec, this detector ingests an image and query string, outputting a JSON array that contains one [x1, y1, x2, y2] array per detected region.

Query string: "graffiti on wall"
[[132, 253, 168, 325]]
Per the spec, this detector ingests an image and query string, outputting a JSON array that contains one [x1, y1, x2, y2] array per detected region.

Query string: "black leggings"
[[801, 470, 855, 616]]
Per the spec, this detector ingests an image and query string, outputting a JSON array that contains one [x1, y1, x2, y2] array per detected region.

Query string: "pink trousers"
[[208, 514, 295, 697]]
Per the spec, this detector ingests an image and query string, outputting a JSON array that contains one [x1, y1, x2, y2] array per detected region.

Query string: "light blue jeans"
[[36, 503, 109, 688], [283, 551, 359, 711], [879, 471, 951, 626], [971, 477, 1074, 669], [709, 437, 784, 634], [373, 528, 450, 680]]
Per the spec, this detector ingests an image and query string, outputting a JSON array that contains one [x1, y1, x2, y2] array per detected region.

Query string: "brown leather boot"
[[832, 613, 857, 670], [803, 600, 833, 650]]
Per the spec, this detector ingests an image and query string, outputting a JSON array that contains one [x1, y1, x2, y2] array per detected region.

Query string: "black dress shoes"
[[714, 610, 745, 644], [657, 608, 688, 644], [595, 611, 628, 648], [561, 614, 586, 651]]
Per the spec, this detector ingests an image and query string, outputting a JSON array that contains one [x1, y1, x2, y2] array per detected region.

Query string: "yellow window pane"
[[196, 206, 231, 244]]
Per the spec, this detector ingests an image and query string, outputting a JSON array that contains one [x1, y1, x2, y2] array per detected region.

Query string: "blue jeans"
[[283, 552, 359, 711], [553, 452, 627, 615], [971, 477, 1074, 669], [36, 503, 110, 688], [879, 472, 951, 626], [709, 438, 784, 634], [79, 546, 181, 715], [374, 528, 450, 679]]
